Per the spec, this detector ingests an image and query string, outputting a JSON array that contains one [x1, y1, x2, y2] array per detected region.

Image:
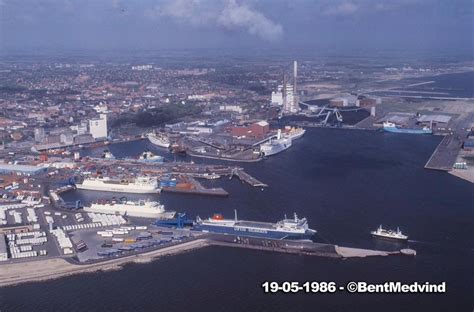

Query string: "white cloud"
[[217, 0, 282, 41], [148, 0, 283, 41]]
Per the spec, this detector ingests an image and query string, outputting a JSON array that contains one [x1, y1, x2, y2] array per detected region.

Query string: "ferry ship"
[[147, 132, 170, 148], [371, 225, 408, 241], [382, 121, 432, 135], [283, 126, 306, 140], [193, 211, 316, 240], [76, 176, 161, 194], [84, 199, 175, 219], [137, 151, 164, 163], [260, 129, 292, 156]]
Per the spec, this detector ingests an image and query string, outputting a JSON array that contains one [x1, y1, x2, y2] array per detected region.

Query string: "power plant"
[[271, 60, 300, 114]]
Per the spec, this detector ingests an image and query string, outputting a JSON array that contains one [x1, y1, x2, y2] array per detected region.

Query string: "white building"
[[271, 84, 293, 107], [94, 104, 109, 114], [89, 114, 108, 139], [271, 84, 299, 114], [219, 105, 243, 114]]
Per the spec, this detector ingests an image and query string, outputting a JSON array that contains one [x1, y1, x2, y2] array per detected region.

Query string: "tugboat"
[[371, 225, 408, 241]]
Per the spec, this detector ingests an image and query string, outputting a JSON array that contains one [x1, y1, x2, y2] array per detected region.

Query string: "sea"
[[1, 127, 473, 312]]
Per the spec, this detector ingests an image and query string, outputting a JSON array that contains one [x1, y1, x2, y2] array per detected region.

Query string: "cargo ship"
[[193, 211, 316, 240], [382, 121, 432, 135], [371, 225, 408, 241], [283, 127, 306, 140], [84, 199, 175, 219], [260, 129, 292, 156], [147, 132, 170, 148], [76, 176, 161, 194]]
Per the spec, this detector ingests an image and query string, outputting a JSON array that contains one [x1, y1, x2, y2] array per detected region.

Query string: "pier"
[[206, 234, 411, 258], [231, 168, 268, 187], [425, 134, 463, 171], [0, 233, 416, 287]]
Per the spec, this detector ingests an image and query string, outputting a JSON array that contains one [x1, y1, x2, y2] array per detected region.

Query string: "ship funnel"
[[234, 209, 238, 221], [277, 129, 281, 140]]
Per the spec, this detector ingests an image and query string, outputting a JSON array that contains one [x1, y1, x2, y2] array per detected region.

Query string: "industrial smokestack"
[[293, 60, 298, 112], [282, 73, 287, 111]]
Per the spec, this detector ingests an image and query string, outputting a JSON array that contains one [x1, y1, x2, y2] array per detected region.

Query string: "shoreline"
[[0, 236, 412, 288], [186, 152, 262, 163], [0, 239, 210, 288]]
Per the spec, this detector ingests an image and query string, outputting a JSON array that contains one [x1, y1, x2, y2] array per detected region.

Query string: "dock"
[[425, 134, 463, 171], [231, 169, 268, 187], [206, 234, 413, 259]]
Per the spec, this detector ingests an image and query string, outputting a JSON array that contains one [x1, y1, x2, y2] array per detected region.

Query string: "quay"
[[206, 234, 410, 258], [230, 168, 268, 187], [425, 134, 463, 171], [0, 232, 415, 287]]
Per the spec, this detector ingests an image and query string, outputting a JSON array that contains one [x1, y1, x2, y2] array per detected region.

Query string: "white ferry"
[[284, 126, 306, 140], [84, 199, 175, 219], [371, 225, 408, 241], [260, 129, 292, 156], [147, 132, 170, 148], [76, 176, 161, 194]]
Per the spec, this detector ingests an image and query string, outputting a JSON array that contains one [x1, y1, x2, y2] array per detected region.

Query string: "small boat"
[[371, 225, 408, 241]]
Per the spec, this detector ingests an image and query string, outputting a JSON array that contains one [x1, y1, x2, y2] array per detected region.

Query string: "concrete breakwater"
[[0, 236, 414, 288]]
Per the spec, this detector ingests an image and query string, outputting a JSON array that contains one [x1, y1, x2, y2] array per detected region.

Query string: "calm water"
[[2, 128, 473, 311]]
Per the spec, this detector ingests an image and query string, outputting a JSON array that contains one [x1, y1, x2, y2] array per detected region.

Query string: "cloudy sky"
[[0, 0, 472, 55]]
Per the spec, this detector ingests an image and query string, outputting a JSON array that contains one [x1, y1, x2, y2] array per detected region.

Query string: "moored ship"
[[193, 211, 316, 240], [371, 225, 408, 241], [260, 129, 292, 156], [147, 132, 170, 148], [84, 199, 175, 219], [76, 176, 161, 194], [283, 126, 306, 140], [137, 151, 164, 163], [382, 121, 432, 135]]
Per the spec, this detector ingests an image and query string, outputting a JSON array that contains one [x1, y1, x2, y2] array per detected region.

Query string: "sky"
[[0, 0, 472, 56]]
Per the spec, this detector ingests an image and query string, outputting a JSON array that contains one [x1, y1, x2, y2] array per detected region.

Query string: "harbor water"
[[2, 128, 473, 311]]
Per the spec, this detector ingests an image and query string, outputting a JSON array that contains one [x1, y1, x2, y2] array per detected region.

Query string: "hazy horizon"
[[1, 0, 472, 58]]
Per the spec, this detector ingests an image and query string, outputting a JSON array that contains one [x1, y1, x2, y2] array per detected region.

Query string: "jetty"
[[231, 169, 268, 187], [425, 134, 463, 171]]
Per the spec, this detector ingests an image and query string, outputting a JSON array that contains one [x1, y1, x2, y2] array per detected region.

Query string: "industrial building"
[[0, 163, 47, 175], [417, 114, 452, 127], [270, 60, 300, 114], [230, 120, 269, 138], [89, 114, 108, 139]]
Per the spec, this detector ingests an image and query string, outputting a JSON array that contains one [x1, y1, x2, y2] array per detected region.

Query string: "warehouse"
[[0, 163, 47, 175]]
